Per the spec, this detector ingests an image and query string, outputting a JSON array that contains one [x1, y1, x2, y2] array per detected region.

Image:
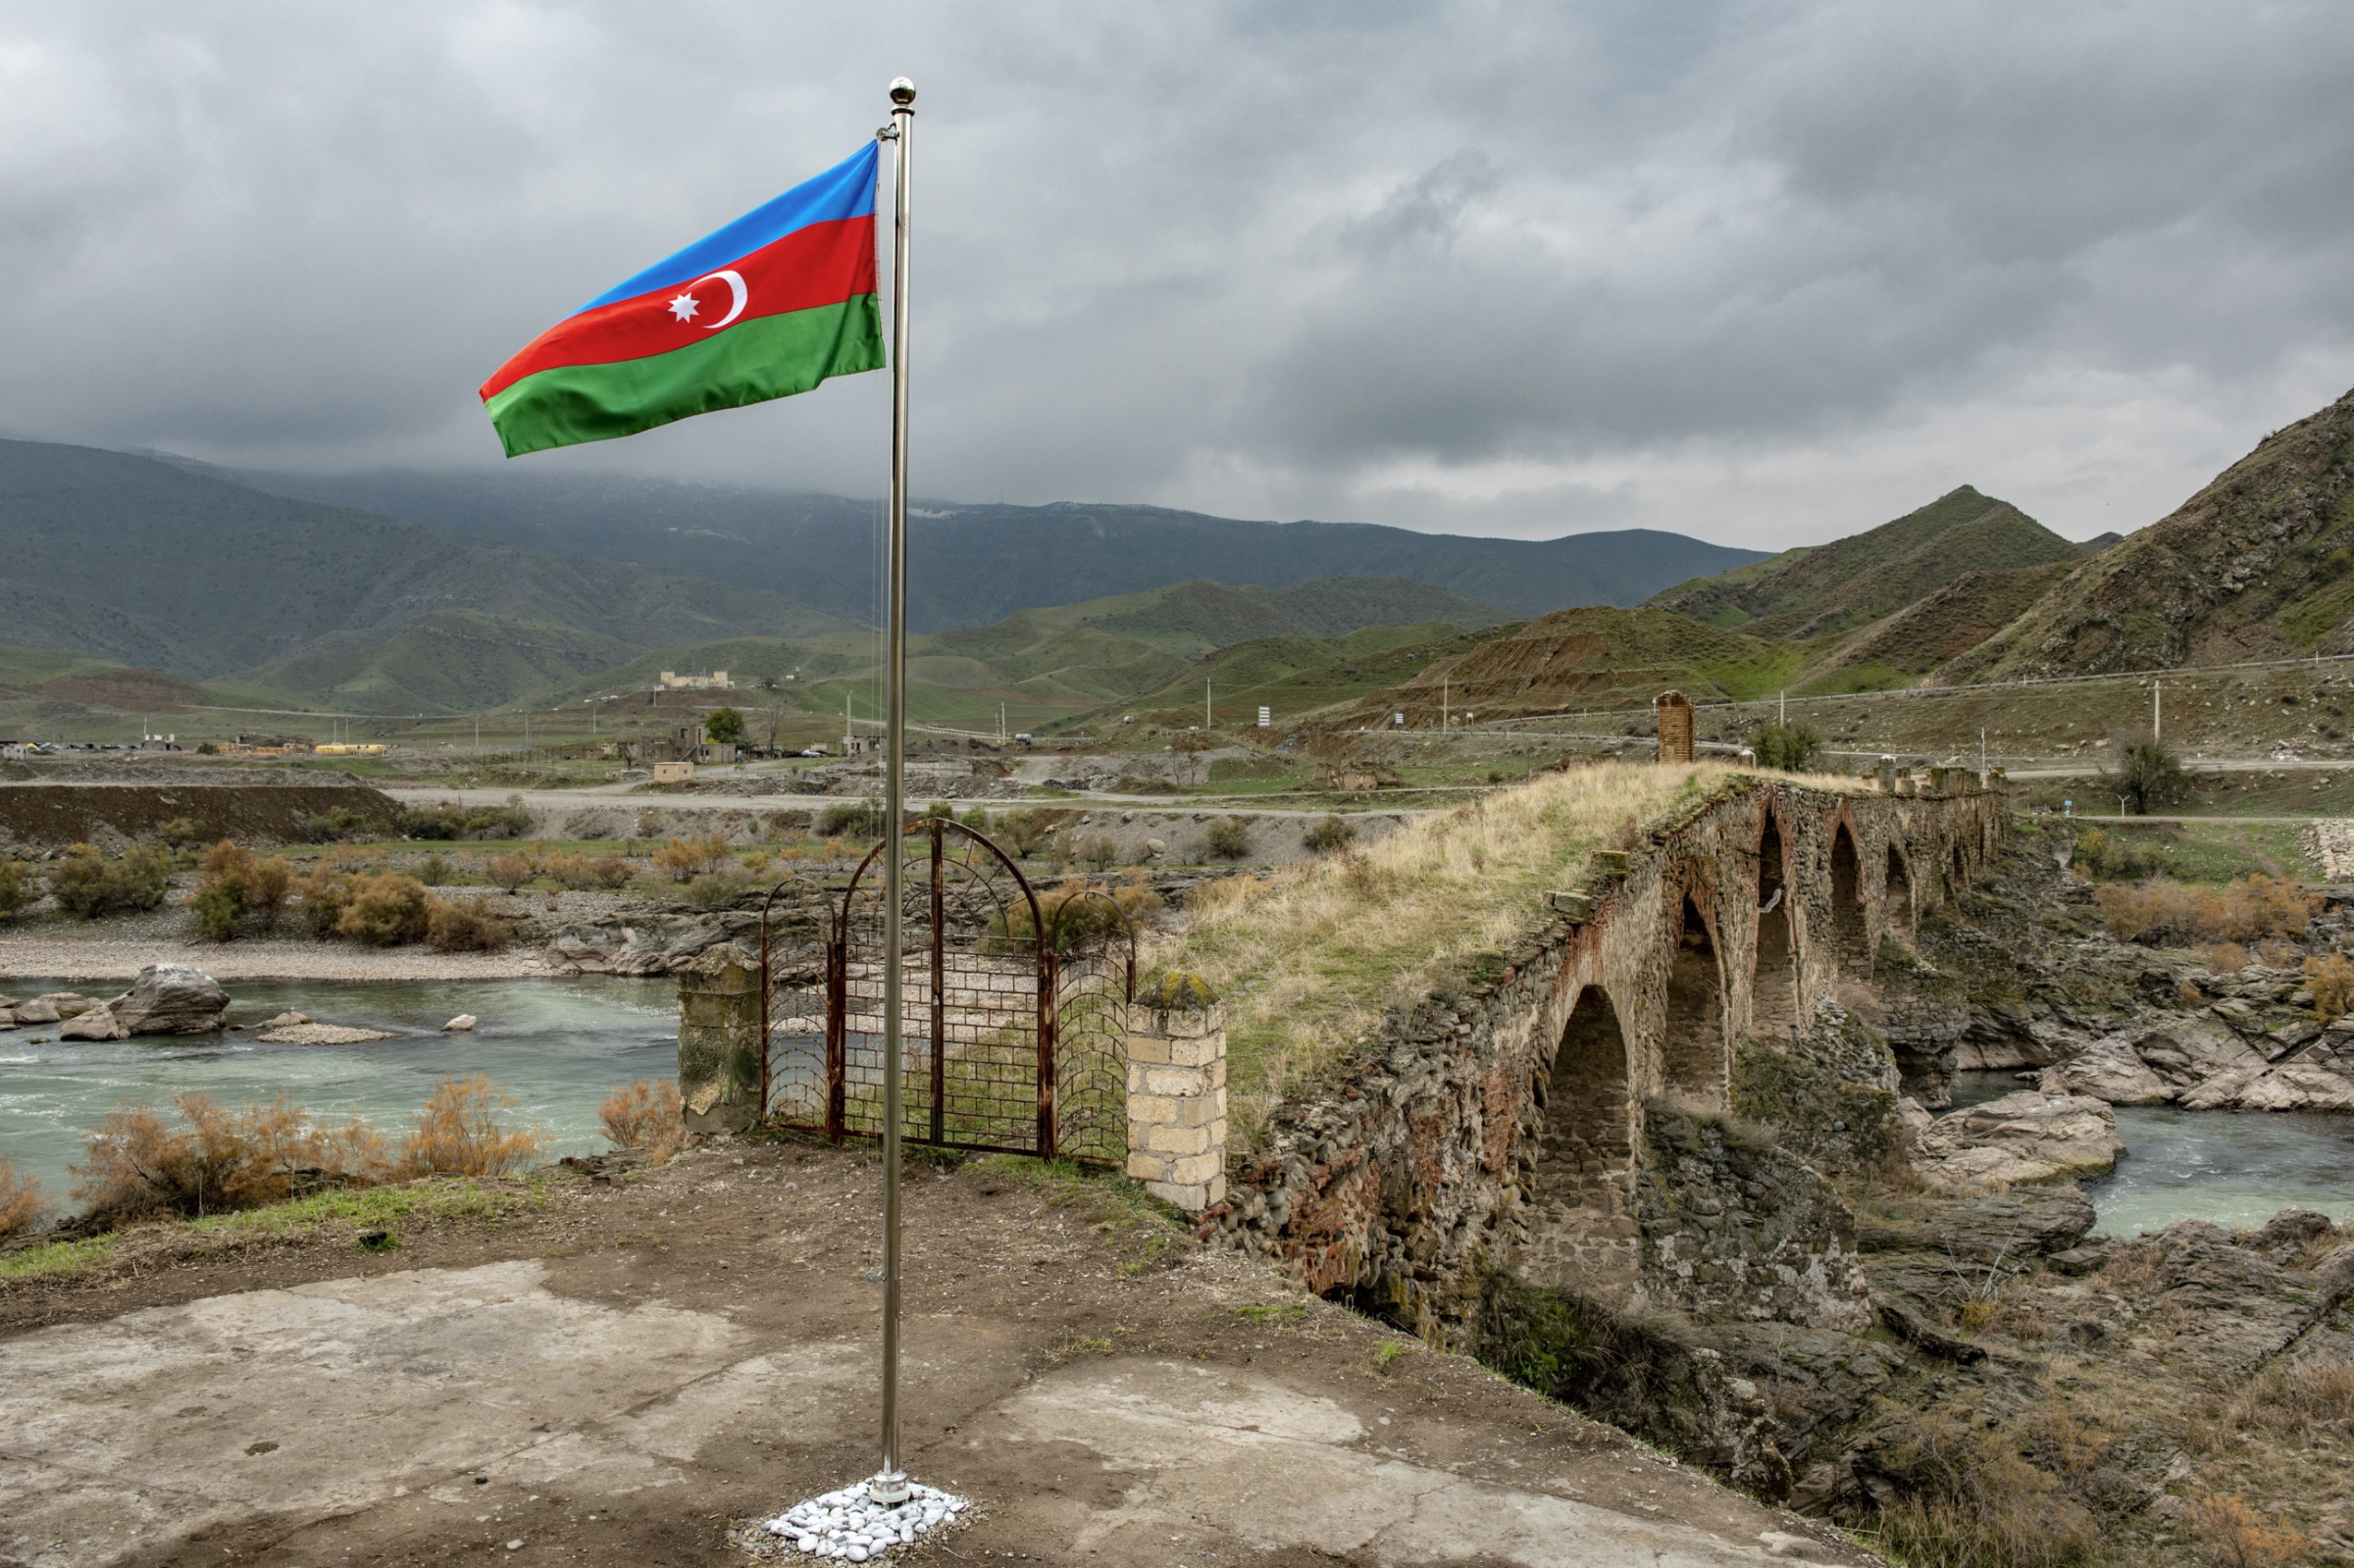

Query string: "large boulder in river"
[[1914, 1090, 2123, 1189], [58, 1002, 128, 1040], [106, 964, 230, 1035]]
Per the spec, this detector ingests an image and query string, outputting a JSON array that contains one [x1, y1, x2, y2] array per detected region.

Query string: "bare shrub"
[[542, 851, 628, 890], [486, 850, 535, 892], [598, 1080, 687, 1161], [2190, 1492, 2309, 1568], [652, 835, 729, 883], [73, 1092, 394, 1223], [1303, 814, 1357, 854], [336, 873, 432, 945], [295, 864, 352, 937], [2195, 941, 2248, 974], [1072, 833, 1122, 871], [0, 1157, 52, 1239], [2093, 875, 2320, 944], [426, 895, 510, 953], [402, 1076, 546, 1177]]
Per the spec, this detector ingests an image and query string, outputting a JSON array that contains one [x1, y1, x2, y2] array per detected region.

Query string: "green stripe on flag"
[[486, 294, 885, 457]]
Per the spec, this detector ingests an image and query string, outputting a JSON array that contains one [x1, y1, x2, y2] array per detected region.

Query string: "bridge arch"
[[1752, 813, 1799, 1035], [1663, 892, 1726, 1106], [1829, 822, 1869, 975], [1529, 984, 1633, 1217], [1884, 844, 1915, 936]]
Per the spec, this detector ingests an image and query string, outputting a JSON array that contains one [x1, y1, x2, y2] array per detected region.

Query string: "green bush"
[[1303, 813, 1357, 853], [2108, 737, 2188, 815], [0, 857, 34, 919], [683, 866, 754, 906], [996, 808, 1072, 858], [48, 844, 172, 919], [401, 795, 531, 840], [819, 800, 883, 838], [1753, 724, 1821, 773], [1204, 818, 1253, 860], [191, 883, 243, 941], [304, 807, 365, 843], [704, 706, 744, 745]]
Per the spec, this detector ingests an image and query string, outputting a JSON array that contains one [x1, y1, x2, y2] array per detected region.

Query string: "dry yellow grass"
[[1157, 761, 1861, 1151]]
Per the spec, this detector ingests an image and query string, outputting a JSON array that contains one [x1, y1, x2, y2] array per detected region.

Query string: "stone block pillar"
[[1655, 690, 1695, 765], [1125, 973, 1228, 1211], [677, 941, 762, 1134]]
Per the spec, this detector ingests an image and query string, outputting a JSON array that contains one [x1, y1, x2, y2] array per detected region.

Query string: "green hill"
[[1939, 385, 2354, 683], [1644, 486, 2090, 638], [0, 439, 845, 709]]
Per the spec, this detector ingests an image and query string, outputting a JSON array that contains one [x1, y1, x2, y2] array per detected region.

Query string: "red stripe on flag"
[[480, 216, 876, 402]]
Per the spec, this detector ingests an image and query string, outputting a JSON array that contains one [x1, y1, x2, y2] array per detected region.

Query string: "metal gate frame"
[[754, 818, 1135, 1161]]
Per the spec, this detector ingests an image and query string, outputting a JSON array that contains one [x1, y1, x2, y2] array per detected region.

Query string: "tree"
[[704, 706, 744, 745], [2107, 732, 2188, 815], [1753, 724, 1822, 773]]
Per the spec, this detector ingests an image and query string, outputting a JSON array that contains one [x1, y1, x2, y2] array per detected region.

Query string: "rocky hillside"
[[1645, 484, 2092, 639], [1939, 385, 2354, 683]]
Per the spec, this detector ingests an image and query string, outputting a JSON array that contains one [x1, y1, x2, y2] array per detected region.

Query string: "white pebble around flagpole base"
[[762, 1480, 968, 1560]]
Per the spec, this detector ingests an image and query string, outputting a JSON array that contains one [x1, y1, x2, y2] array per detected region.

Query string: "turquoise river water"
[[0, 977, 679, 1205], [1950, 1069, 2354, 1237]]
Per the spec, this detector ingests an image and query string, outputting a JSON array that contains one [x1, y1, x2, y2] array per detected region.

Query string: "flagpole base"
[[865, 1469, 911, 1506]]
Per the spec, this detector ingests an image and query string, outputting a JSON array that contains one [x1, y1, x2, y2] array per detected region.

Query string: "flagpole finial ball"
[[889, 77, 916, 106]]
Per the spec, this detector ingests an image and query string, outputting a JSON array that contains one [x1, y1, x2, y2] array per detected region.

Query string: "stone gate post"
[[1126, 973, 1227, 1210], [677, 941, 762, 1134]]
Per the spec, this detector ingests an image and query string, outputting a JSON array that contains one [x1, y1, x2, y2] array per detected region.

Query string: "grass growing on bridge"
[[1159, 761, 1826, 1153]]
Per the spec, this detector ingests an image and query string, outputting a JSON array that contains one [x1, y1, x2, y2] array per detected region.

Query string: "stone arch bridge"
[[1211, 771, 2010, 1342]]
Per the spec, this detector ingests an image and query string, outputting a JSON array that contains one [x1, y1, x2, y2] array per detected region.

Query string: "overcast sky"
[[5, 2, 2351, 549]]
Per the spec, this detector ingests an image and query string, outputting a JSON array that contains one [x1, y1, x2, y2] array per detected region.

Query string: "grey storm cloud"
[[1, 1, 2350, 546]]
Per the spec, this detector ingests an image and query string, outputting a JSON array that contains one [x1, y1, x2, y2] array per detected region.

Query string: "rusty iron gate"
[[754, 819, 1134, 1162]]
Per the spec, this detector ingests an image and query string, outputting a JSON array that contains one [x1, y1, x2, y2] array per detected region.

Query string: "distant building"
[[651, 760, 696, 783], [657, 670, 734, 689], [315, 743, 387, 757]]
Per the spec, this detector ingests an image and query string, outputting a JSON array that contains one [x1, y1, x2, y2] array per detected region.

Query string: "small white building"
[[657, 670, 734, 690]]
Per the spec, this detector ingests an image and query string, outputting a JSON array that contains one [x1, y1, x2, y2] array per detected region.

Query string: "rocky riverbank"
[[1458, 826, 2354, 1563]]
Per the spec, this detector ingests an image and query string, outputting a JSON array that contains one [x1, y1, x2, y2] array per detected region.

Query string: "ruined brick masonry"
[[1205, 773, 2009, 1350]]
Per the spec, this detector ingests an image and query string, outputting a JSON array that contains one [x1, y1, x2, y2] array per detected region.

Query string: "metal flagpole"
[[871, 74, 917, 1509]]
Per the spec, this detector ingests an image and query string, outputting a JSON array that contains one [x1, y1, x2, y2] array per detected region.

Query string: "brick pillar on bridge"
[[1655, 690, 1696, 764]]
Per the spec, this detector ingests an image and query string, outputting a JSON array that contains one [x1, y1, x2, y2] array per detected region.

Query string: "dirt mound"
[[0, 782, 401, 850], [35, 668, 206, 711]]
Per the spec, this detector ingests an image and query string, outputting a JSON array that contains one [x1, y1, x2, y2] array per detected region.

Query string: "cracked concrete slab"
[[994, 1359, 1826, 1566], [0, 1260, 861, 1567]]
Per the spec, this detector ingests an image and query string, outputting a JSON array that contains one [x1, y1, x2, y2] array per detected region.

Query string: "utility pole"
[[1204, 679, 1211, 731], [1779, 690, 1786, 726], [1980, 728, 1987, 772], [1442, 677, 1450, 731], [2153, 679, 2162, 741]]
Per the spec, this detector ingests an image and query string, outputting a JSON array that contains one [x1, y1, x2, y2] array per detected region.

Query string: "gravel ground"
[[0, 934, 546, 984]]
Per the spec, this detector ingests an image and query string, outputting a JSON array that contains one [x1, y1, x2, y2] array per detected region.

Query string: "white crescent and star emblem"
[[666, 270, 748, 330]]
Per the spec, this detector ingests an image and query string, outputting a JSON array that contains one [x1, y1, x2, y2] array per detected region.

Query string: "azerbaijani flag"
[[480, 143, 885, 458]]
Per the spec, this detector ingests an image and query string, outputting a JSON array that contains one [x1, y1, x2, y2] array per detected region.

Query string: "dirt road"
[[0, 1140, 1864, 1568]]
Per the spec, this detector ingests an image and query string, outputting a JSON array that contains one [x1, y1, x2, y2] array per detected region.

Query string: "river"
[[0, 977, 679, 1206], [1950, 1068, 2354, 1236]]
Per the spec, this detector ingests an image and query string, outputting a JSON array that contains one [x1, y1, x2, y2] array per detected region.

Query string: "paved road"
[[382, 783, 1427, 822]]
